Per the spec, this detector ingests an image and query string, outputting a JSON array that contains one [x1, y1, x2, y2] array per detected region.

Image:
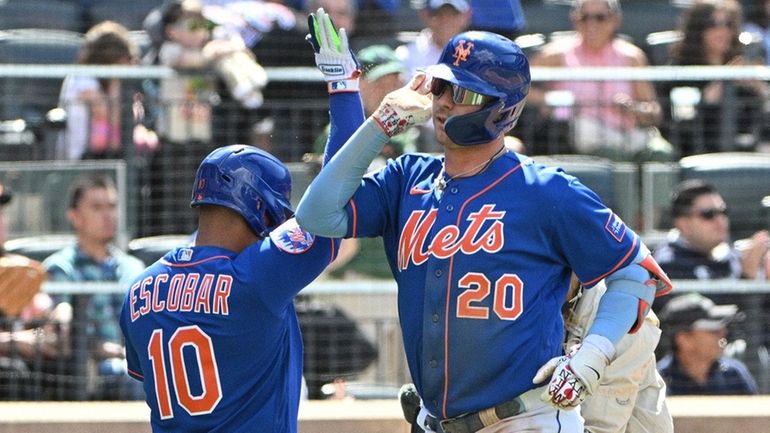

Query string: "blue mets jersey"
[[344, 151, 641, 418], [120, 220, 339, 433]]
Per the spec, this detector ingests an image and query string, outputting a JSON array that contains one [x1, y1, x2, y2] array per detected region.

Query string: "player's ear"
[[66, 208, 79, 230]]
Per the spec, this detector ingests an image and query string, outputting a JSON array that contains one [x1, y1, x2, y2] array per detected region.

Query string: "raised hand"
[[306, 8, 361, 93], [372, 73, 432, 137]]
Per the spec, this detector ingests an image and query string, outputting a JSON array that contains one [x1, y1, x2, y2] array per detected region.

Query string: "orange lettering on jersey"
[[212, 275, 232, 315], [179, 273, 200, 312], [152, 274, 168, 312], [398, 209, 437, 269], [398, 204, 506, 270], [452, 40, 474, 66], [194, 274, 214, 314], [166, 274, 185, 312]]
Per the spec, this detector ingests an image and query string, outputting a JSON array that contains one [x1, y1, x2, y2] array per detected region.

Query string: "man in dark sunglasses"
[[653, 179, 769, 282]]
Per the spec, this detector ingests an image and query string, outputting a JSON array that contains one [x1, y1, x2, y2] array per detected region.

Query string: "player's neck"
[[196, 207, 259, 253], [443, 139, 506, 179]]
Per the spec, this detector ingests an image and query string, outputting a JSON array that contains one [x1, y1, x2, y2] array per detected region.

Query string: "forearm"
[[589, 263, 654, 346], [325, 92, 365, 165], [296, 119, 389, 237]]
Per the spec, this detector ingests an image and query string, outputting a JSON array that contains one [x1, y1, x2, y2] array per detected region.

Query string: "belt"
[[422, 387, 542, 433]]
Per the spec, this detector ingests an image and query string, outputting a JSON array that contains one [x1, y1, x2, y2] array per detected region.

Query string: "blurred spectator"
[[744, 0, 770, 65], [0, 183, 54, 400], [158, 0, 267, 109], [653, 179, 770, 281], [528, 0, 670, 161], [662, 0, 770, 155], [42, 175, 146, 400], [657, 292, 758, 395], [56, 21, 157, 161], [468, 0, 526, 40], [314, 44, 417, 161], [253, 0, 360, 66], [285, 0, 398, 44], [396, 0, 471, 78]]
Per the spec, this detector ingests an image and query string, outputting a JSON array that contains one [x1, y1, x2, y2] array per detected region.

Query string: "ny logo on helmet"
[[452, 40, 474, 66]]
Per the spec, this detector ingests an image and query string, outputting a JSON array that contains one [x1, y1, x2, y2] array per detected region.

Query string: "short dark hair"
[[670, 178, 719, 218], [68, 175, 116, 210]]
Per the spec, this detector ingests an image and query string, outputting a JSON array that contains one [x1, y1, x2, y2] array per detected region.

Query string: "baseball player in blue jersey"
[[119, 9, 363, 432], [296, 31, 672, 432]]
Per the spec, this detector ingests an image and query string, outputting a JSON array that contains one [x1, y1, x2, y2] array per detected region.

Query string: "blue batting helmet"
[[191, 145, 293, 237], [424, 31, 530, 146]]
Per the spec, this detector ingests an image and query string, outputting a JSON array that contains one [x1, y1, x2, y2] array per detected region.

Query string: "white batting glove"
[[306, 8, 361, 93], [372, 73, 432, 137], [532, 334, 613, 410]]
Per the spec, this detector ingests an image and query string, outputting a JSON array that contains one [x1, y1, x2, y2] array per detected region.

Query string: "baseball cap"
[[659, 293, 739, 332], [0, 182, 12, 206], [357, 45, 406, 81], [426, 0, 470, 13]]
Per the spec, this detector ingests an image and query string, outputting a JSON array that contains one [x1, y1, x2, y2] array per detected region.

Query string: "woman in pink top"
[[528, 0, 668, 161]]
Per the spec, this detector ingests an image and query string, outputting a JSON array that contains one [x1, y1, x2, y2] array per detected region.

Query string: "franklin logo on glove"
[[319, 64, 346, 76]]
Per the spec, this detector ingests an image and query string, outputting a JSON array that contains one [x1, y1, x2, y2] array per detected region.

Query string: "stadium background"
[[0, 0, 769, 432]]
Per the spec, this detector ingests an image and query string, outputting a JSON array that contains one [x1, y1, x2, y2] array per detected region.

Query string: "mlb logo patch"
[[605, 212, 627, 243], [270, 219, 315, 254], [177, 248, 194, 262]]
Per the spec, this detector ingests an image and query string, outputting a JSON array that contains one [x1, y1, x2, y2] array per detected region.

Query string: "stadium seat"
[[85, 0, 164, 31], [0, 0, 84, 33], [618, 0, 684, 46], [644, 30, 682, 67], [0, 29, 82, 159], [679, 152, 770, 241], [4, 234, 76, 262], [0, 29, 83, 123], [127, 234, 193, 265]]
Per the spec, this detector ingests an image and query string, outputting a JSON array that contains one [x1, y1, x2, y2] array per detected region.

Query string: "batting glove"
[[372, 73, 432, 137], [306, 8, 361, 94], [531, 334, 613, 410]]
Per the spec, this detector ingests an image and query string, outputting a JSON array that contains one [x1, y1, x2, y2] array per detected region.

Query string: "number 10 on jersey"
[[148, 325, 223, 419]]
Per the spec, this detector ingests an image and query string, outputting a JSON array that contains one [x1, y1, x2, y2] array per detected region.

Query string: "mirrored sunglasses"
[[430, 78, 494, 106]]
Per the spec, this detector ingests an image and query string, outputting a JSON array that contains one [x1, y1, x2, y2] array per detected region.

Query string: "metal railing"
[[1, 279, 768, 400]]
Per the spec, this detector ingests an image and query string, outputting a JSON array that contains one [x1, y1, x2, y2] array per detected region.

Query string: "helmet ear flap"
[[444, 100, 505, 146]]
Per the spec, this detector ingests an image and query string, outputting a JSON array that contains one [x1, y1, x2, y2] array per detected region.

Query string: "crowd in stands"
[[0, 0, 770, 402], [2, 0, 770, 163]]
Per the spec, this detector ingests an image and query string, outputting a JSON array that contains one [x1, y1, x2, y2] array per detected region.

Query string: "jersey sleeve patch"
[[270, 218, 316, 254], [605, 212, 627, 243]]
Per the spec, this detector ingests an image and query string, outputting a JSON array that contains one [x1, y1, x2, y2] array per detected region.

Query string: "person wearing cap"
[[396, 0, 472, 79], [653, 179, 770, 282], [656, 292, 758, 395]]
